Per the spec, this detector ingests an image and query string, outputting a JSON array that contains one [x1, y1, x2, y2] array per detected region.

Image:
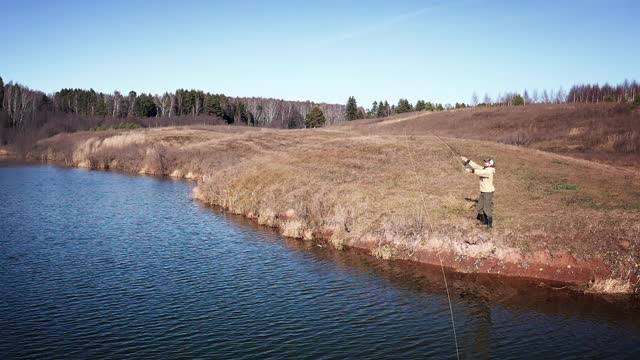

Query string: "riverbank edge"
[[10, 142, 636, 296], [191, 185, 617, 294]]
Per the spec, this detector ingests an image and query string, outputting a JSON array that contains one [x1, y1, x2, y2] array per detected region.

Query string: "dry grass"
[[29, 105, 640, 293], [347, 103, 640, 169], [587, 278, 634, 294]]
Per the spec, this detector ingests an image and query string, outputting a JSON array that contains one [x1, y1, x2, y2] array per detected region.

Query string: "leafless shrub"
[[598, 132, 639, 153], [498, 131, 534, 146]]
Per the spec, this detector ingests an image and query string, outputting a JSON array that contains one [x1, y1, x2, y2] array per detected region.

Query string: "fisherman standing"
[[461, 156, 495, 228]]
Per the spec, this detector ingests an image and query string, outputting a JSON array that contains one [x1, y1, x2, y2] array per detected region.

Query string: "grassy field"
[[28, 103, 640, 294]]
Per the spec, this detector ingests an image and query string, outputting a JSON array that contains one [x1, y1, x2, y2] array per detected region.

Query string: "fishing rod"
[[430, 132, 467, 170]]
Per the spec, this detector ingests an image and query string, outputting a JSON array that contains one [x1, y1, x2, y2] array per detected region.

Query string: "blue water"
[[1, 164, 639, 359]]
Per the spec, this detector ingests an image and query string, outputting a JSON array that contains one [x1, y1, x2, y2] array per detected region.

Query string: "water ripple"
[[1, 165, 639, 359]]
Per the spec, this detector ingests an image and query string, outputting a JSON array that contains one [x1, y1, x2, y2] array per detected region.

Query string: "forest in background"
[[0, 78, 350, 148], [1, 75, 638, 150], [472, 80, 640, 107]]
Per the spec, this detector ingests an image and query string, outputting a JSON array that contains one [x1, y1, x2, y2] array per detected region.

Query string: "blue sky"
[[2, 0, 639, 107]]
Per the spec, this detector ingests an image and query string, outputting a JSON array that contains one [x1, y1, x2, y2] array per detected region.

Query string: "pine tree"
[[95, 95, 108, 116], [345, 96, 358, 121], [396, 99, 413, 113], [376, 100, 385, 118], [512, 94, 524, 106], [415, 100, 425, 111], [370, 101, 378, 118], [234, 100, 249, 124], [127, 91, 137, 118], [134, 93, 157, 117], [425, 102, 434, 111], [304, 106, 326, 128]]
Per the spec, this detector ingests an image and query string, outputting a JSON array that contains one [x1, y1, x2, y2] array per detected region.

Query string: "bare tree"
[[548, 89, 556, 104], [623, 79, 630, 101], [483, 93, 491, 106], [153, 93, 171, 118], [471, 91, 479, 106], [112, 91, 121, 117], [567, 80, 640, 104], [556, 87, 566, 103], [169, 94, 175, 117], [194, 96, 201, 116]]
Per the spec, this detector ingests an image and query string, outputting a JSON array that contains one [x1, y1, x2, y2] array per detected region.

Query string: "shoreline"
[[6, 155, 633, 297], [12, 125, 640, 295], [191, 185, 616, 294]]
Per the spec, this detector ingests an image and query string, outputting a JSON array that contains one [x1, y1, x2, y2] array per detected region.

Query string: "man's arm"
[[470, 168, 492, 177], [467, 160, 483, 170]]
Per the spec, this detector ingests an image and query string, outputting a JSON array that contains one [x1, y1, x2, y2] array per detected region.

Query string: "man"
[[460, 156, 495, 228]]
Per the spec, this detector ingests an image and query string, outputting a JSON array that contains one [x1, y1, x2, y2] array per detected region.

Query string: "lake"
[[1, 164, 639, 359]]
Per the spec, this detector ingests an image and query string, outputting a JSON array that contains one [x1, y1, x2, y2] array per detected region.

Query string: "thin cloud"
[[310, 1, 466, 48]]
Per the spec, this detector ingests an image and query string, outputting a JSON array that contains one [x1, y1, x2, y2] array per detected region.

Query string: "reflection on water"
[[1, 163, 639, 359], [255, 214, 640, 327]]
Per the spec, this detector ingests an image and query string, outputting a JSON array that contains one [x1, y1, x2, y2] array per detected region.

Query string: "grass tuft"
[[555, 183, 578, 191], [586, 278, 634, 294], [372, 244, 397, 260]]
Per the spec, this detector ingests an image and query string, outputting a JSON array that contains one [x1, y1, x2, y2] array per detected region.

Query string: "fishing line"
[[402, 124, 460, 360], [440, 257, 461, 360]]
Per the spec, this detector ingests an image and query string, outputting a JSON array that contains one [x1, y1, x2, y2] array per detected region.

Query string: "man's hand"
[[461, 156, 468, 163], [464, 168, 472, 173]]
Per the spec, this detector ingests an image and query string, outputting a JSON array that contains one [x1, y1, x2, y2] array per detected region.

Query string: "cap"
[[484, 159, 494, 166]]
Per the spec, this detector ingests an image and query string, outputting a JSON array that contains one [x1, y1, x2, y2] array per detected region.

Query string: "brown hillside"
[[343, 103, 640, 169]]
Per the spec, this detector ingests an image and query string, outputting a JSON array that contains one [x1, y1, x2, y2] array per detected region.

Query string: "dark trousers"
[[477, 192, 493, 218]]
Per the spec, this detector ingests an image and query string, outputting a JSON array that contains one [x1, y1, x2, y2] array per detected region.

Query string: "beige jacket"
[[468, 160, 495, 193]]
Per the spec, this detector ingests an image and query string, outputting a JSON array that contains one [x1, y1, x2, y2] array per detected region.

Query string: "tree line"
[[345, 97, 458, 122], [0, 76, 465, 146], [0, 77, 352, 146], [472, 80, 640, 107], [2, 75, 637, 148], [28, 86, 349, 128], [472, 89, 568, 107], [567, 80, 639, 104]]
